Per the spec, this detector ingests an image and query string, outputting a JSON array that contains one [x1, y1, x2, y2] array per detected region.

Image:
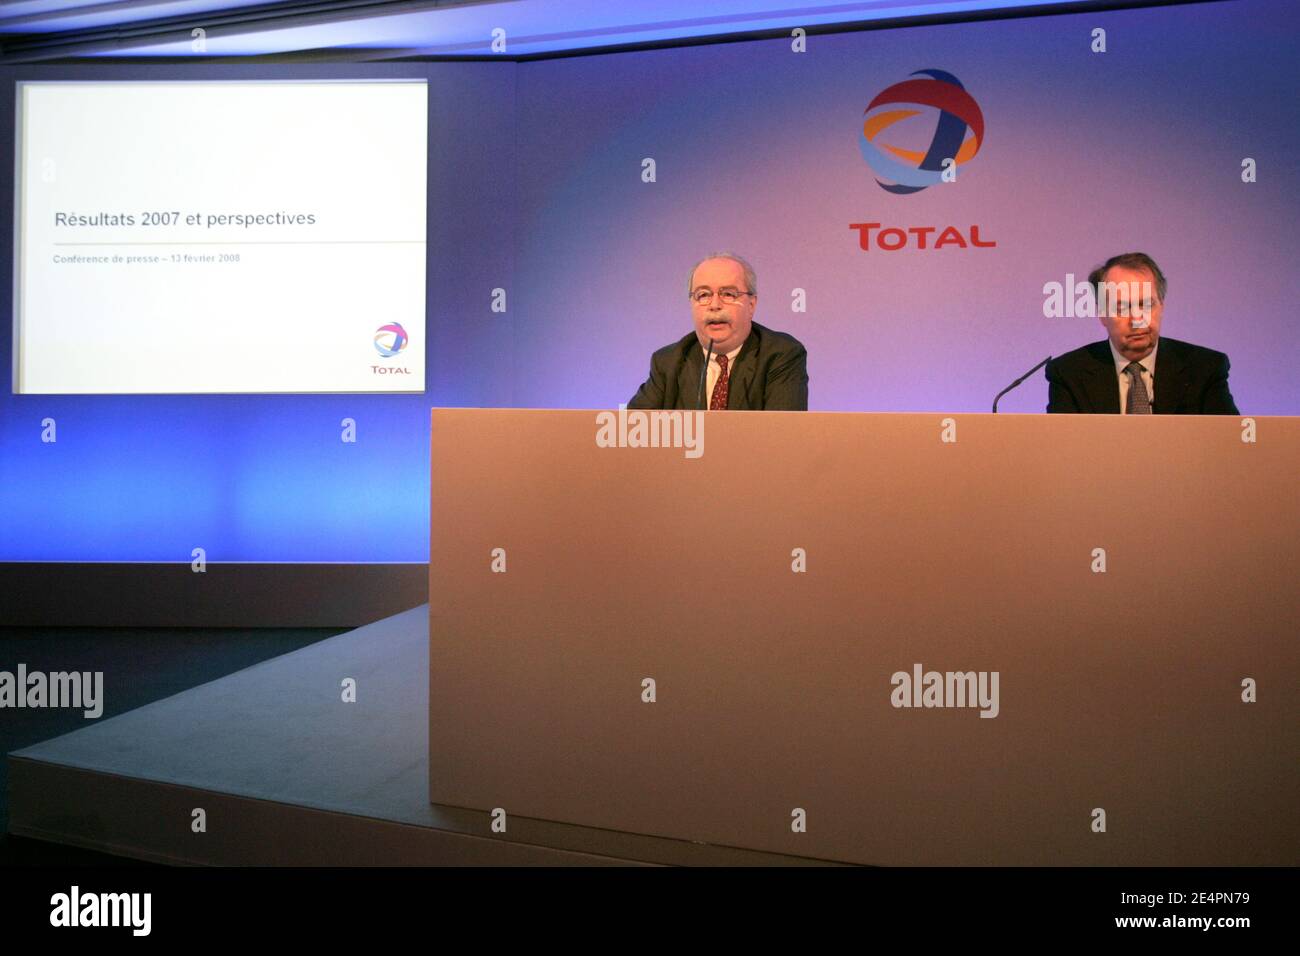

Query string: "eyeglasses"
[[691, 288, 752, 306]]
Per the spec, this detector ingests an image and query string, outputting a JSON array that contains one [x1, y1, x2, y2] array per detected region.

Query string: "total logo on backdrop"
[[850, 68, 995, 252], [372, 322, 411, 374]]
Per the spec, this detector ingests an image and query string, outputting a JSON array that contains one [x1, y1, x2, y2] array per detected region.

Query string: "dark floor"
[[0, 626, 347, 865]]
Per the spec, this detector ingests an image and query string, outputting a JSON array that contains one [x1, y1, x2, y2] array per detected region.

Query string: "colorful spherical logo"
[[859, 69, 985, 195], [373, 322, 409, 357]]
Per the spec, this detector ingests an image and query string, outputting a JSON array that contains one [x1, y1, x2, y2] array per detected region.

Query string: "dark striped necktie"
[[1124, 361, 1151, 414]]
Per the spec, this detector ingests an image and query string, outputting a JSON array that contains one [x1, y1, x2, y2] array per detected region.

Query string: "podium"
[[429, 409, 1298, 865]]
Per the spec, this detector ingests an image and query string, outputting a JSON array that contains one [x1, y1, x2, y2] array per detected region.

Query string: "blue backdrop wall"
[[1, 0, 1296, 563]]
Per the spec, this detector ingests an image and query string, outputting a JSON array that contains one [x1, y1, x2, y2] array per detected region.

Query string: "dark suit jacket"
[[627, 322, 809, 410], [1045, 337, 1238, 414]]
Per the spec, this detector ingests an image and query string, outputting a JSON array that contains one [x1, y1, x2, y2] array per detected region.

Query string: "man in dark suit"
[[1046, 252, 1238, 414], [627, 254, 808, 410]]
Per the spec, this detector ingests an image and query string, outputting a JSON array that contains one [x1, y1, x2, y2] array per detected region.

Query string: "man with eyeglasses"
[[627, 253, 808, 410], [1045, 252, 1238, 414]]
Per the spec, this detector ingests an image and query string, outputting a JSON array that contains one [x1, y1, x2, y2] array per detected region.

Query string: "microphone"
[[992, 355, 1051, 413], [696, 338, 715, 409]]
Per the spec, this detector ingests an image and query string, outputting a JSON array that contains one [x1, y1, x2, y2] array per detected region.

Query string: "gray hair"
[[1089, 251, 1167, 304], [686, 252, 757, 297]]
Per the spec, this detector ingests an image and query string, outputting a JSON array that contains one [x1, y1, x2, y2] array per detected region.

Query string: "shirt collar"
[[1108, 337, 1158, 377], [702, 343, 743, 365]]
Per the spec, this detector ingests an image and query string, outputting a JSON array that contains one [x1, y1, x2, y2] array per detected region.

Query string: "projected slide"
[[14, 80, 427, 394]]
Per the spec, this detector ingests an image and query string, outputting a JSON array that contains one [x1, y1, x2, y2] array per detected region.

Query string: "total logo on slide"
[[372, 322, 411, 374], [851, 68, 995, 252]]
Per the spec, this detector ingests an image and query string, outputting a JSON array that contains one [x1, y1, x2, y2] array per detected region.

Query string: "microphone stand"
[[992, 356, 1051, 413]]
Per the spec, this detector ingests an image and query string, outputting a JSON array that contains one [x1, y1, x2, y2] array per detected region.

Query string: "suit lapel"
[[1082, 341, 1121, 413], [677, 342, 706, 410], [1152, 340, 1185, 414], [726, 329, 759, 410]]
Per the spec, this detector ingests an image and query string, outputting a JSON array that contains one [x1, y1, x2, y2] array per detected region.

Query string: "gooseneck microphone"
[[696, 338, 715, 410], [992, 356, 1051, 413]]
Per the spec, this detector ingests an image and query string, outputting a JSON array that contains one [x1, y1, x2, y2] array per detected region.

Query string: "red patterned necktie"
[[709, 353, 730, 410]]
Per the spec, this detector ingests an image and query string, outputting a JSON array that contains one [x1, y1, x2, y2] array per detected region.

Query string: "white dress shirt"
[[1108, 339, 1158, 413], [703, 344, 742, 405]]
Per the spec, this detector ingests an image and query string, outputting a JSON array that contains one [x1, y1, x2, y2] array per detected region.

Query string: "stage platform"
[[7, 606, 832, 866]]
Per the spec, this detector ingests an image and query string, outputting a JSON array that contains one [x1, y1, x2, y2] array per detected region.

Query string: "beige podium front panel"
[[429, 409, 1298, 865]]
